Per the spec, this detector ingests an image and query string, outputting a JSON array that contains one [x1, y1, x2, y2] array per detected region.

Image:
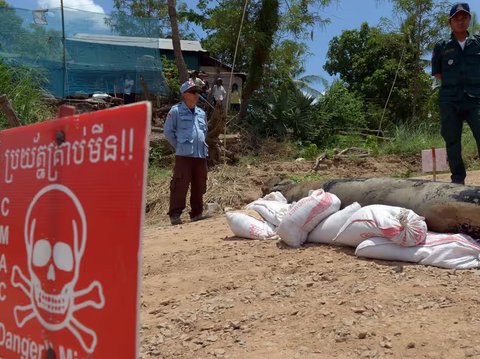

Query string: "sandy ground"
[[140, 162, 480, 359]]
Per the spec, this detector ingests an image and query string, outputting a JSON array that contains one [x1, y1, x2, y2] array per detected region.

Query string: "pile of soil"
[[140, 155, 480, 359]]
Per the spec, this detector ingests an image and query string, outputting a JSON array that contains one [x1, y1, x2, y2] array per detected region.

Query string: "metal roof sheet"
[[69, 34, 206, 52]]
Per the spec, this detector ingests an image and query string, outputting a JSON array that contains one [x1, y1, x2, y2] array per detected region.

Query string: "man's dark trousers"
[[168, 156, 207, 219], [440, 94, 480, 184]]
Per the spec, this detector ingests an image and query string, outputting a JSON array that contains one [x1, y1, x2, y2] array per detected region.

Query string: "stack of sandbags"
[[307, 202, 361, 245], [225, 191, 289, 240], [225, 210, 278, 240], [245, 193, 290, 227], [333, 204, 427, 248], [355, 232, 480, 269], [276, 189, 341, 247]]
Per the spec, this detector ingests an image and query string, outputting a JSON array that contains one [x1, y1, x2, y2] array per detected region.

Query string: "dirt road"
[[140, 166, 480, 359]]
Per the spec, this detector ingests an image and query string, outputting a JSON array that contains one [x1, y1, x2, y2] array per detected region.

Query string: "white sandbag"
[[355, 232, 480, 269], [307, 202, 361, 244], [276, 216, 308, 248], [225, 210, 278, 240], [262, 191, 288, 203], [333, 204, 427, 248], [277, 189, 341, 247], [245, 199, 291, 227]]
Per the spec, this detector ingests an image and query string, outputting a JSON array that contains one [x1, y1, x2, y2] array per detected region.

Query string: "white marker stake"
[[421, 147, 448, 180]]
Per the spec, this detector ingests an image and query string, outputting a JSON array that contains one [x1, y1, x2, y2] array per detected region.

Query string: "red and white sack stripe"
[[355, 232, 480, 269], [333, 205, 427, 248], [277, 189, 341, 247]]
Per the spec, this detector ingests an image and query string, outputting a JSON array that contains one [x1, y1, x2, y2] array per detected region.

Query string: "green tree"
[[324, 23, 431, 128], [239, 0, 280, 119], [108, 0, 195, 38], [318, 80, 367, 132], [189, 0, 334, 120], [379, 0, 449, 121], [0, 6, 62, 61], [246, 78, 366, 149], [293, 74, 328, 98], [0, 5, 27, 54], [248, 80, 318, 140]]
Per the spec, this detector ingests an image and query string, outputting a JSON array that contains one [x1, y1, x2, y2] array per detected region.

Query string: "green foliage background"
[[0, 62, 53, 129], [2, 0, 479, 169]]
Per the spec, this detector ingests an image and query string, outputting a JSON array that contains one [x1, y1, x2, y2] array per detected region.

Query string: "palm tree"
[[292, 74, 329, 98]]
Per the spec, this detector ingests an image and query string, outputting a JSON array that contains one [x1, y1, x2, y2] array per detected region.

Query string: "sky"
[[7, 0, 480, 90]]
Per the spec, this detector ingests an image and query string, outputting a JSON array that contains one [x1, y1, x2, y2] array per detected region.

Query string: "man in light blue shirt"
[[164, 80, 209, 225]]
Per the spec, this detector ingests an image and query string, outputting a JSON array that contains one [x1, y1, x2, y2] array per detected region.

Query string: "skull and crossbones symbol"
[[11, 184, 105, 354]]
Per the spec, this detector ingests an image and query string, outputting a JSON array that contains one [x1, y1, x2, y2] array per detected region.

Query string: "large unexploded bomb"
[[263, 177, 480, 240]]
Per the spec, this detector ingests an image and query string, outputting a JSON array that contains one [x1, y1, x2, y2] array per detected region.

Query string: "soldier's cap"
[[180, 80, 201, 94], [449, 3, 471, 18]]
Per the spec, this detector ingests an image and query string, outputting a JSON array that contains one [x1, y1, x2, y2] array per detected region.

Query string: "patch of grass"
[[335, 134, 372, 150], [238, 155, 259, 166], [0, 61, 54, 129], [377, 123, 480, 172], [298, 143, 322, 160], [468, 161, 480, 171], [462, 129, 480, 166], [257, 139, 297, 161], [288, 173, 325, 183], [148, 166, 171, 181], [379, 123, 444, 155], [394, 168, 414, 178]]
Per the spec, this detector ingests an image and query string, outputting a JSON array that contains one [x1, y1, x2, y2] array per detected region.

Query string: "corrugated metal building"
[[58, 34, 208, 98]]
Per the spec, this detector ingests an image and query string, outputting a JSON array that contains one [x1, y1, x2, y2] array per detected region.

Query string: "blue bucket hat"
[[449, 3, 471, 18], [179, 79, 200, 94]]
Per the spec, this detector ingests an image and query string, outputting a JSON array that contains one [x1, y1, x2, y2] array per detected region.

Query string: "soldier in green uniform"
[[431, 3, 480, 185]]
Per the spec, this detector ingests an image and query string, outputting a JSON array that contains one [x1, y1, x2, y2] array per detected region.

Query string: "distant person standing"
[[201, 80, 210, 100], [164, 80, 209, 225], [212, 78, 226, 106], [431, 2, 480, 185], [190, 70, 206, 88], [229, 83, 241, 112], [124, 75, 135, 104]]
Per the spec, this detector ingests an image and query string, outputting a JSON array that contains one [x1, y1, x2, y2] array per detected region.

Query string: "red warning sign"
[[0, 102, 150, 358]]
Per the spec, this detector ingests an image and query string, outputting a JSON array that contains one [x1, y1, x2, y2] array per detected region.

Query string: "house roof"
[[69, 34, 207, 52], [200, 53, 247, 78]]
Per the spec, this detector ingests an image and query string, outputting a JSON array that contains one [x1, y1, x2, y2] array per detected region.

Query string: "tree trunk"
[[239, 0, 280, 120], [167, 0, 189, 83]]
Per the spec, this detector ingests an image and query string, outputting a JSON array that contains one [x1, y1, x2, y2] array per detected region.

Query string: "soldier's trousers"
[[168, 156, 207, 219], [440, 94, 480, 184]]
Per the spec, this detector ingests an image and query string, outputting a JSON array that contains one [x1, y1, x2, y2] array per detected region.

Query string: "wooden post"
[[431, 147, 437, 181], [0, 94, 21, 127], [140, 76, 149, 101]]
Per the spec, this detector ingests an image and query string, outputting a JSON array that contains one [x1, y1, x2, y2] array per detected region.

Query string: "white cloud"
[[38, 0, 105, 14]]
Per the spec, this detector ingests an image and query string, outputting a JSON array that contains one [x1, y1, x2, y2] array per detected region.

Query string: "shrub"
[[0, 60, 54, 129]]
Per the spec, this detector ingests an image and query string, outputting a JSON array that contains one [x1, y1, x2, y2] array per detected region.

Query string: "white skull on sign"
[[11, 184, 105, 354], [27, 186, 84, 325]]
